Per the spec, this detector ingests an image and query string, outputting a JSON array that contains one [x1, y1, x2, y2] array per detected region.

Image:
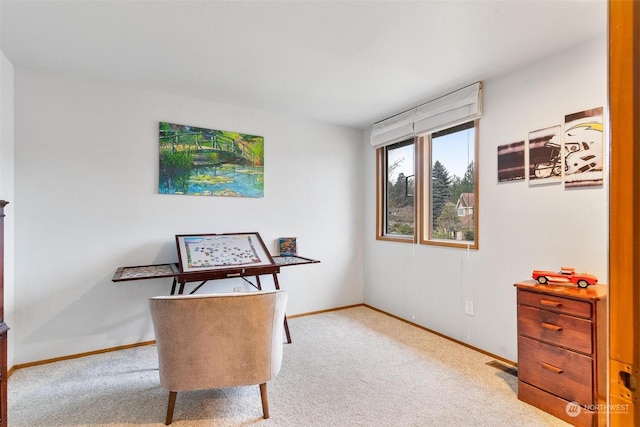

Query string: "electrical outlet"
[[464, 300, 474, 316], [233, 287, 243, 292]]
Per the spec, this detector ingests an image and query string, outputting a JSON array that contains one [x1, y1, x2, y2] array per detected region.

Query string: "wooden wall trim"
[[609, 0, 640, 424]]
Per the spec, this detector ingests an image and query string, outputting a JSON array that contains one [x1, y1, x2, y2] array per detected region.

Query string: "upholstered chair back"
[[149, 290, 288, 424]]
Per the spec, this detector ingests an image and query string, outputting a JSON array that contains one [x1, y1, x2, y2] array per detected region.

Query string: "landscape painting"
[[159, 122, 264, 197]]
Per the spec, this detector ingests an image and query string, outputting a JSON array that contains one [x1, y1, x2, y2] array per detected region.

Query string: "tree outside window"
[[424, 121, 477, 248], [376, 139, 415, 241], [376, 120, 478, 248]]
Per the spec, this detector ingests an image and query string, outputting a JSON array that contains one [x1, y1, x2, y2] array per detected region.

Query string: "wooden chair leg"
[[165, 391, 177, 425], [259, 383, 270, 419]]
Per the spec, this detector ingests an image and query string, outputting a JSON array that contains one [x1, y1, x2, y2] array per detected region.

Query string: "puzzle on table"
[[176, 233, 273, 273], [120, 264, 176, 279]]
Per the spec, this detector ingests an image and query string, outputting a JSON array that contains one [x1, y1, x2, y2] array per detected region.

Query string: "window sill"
[[376, 235, 417, 244]]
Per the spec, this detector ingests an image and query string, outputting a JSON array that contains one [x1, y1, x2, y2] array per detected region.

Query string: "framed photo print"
[[564, 107, 604, 188], [528, 125, 562, 186]]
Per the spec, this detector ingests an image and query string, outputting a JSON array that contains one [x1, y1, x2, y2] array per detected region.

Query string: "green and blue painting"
[[159, 122, 264, 197]]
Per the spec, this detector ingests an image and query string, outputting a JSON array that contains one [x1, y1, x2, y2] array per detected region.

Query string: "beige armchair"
[[149, 290, 288, 425]]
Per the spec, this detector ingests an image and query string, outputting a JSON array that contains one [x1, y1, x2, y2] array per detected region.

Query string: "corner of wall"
[[1, 50, 16, 370]]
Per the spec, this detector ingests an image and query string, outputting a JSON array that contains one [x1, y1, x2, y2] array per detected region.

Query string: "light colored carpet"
[[8, 306, 568, 426]]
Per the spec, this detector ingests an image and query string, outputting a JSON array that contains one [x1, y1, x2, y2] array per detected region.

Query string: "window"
[[421, 120, 478, 248], [372, 82, 481, 248], [376, 120, 478, 248], [376, 139, 416, 241]]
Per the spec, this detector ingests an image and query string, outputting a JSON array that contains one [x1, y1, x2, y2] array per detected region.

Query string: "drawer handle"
[[541, 322, 563, 332], [541, 362, 564, 374], [540, 299, 562, 308]]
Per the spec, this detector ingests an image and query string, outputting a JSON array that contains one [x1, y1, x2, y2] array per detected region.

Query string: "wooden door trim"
[[609, 0, 640, 424]]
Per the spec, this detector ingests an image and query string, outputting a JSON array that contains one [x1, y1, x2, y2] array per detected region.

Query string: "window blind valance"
[[414, 82, 482, 135], [370, 108, 416, 148], [370, 82, 482, 148]]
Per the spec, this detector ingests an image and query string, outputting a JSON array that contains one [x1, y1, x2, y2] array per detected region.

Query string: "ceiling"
[[0, 0, 607, 129]]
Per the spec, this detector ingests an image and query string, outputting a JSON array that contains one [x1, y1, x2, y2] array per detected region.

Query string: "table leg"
[[283, 315, 292, 344], [189, 280, 208, 295], [273, 273, 292, 344]]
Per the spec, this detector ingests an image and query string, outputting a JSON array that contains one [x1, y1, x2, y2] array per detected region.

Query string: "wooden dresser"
[[515, 280, 607, 426]]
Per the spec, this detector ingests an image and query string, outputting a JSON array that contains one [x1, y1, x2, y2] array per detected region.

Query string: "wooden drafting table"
[[113, 255, 319, 344]]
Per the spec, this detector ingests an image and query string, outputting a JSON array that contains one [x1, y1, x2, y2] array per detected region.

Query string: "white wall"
[[12, 70, 364, 364], [1, 51, 15, 369], [363, 36, 608, 362], [9, 35, 608, 366]]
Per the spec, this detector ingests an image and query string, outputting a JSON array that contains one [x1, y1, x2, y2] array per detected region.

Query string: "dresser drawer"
[[518, 305, 593, 354], [518, 289, 592, 318], [518, 381, 597, 427], [518, 336, 593, 404]]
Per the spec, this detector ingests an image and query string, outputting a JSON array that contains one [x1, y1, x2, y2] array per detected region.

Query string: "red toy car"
[[532, 267, 598, 288]]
